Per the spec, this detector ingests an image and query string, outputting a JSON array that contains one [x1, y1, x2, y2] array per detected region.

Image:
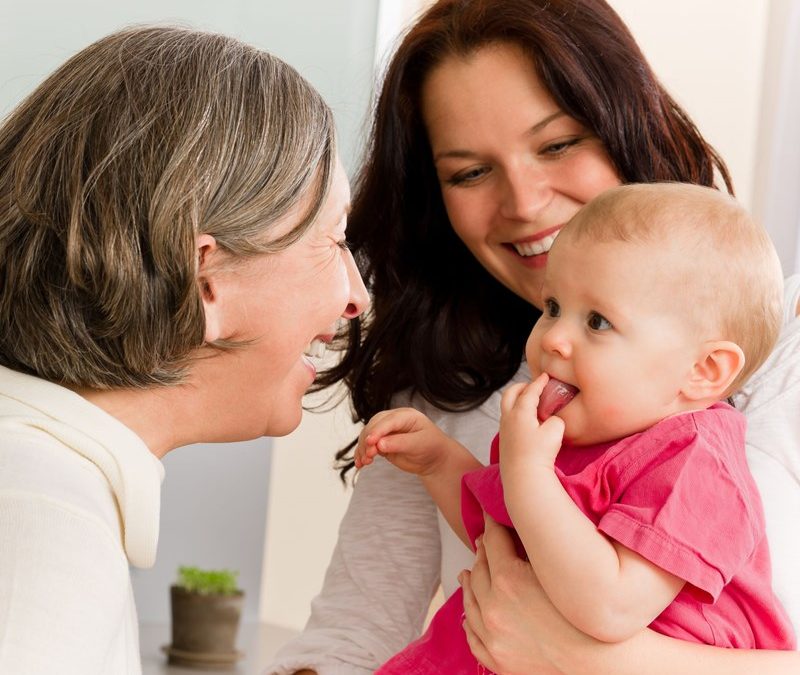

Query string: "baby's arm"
[[355, 408, 482, 548], [500, 375, 685, 643]]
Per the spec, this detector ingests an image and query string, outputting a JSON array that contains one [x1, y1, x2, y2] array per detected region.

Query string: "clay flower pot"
[[165, 585, 244, 670]]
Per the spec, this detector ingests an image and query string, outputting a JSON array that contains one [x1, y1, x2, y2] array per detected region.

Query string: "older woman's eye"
[[587, 311, 612, 331], [544, 297, 560, 318]]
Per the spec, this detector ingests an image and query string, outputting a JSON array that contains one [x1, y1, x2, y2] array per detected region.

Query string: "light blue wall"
[[0, 1, 378, 172], [1, 0, 379, 622]]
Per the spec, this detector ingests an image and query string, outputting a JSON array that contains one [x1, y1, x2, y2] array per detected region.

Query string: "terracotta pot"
[[169, 585, 244, 656]]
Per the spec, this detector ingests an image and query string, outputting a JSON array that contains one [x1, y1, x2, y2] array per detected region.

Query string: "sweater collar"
[[0, 365, 164, 567]]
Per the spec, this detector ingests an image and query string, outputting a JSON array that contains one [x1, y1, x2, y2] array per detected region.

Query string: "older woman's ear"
[[196, 234, 223, 343]]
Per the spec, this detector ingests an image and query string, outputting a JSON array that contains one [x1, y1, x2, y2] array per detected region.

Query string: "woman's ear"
[[682, 341, 745, 402], [197, 234, 222, 343]]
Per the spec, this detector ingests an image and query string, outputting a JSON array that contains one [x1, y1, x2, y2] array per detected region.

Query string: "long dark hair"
[[319, 0, 733, 477]]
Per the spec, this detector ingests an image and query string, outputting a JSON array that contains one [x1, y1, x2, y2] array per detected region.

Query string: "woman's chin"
[[259, 395, 306, 438]]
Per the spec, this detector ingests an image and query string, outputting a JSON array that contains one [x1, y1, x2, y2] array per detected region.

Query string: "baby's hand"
[[354, 408, 449, 476], [500, 373, 565, 470]]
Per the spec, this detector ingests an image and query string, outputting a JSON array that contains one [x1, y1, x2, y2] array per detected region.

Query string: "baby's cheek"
[[592, 397, 628, 433], [599, 402, 625, 418]]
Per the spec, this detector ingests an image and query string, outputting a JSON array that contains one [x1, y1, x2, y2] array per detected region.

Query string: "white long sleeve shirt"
[[266, 275, 800, 674], [732, 274, 800, 629], [0, 366, 164, 675]]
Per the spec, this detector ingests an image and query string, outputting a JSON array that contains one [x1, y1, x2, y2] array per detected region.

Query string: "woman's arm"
[[264, 455, 442, 675], [268, 383, 505, 675], [355, 407, 482, 547], [462, 517, 800, 675]]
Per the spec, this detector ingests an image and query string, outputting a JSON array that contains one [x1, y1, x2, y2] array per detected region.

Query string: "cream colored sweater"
[[0, 366, 163, 675]]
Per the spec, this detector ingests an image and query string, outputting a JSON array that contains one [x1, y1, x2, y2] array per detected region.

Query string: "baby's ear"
[[682, 341, 745, 401]]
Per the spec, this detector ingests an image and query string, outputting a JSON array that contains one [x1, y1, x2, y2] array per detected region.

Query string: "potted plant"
[[163, 565, 245, 670]]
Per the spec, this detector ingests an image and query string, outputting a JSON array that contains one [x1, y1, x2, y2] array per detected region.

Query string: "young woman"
[[0, 26, 367, 675], [268, 1, 800, 673]]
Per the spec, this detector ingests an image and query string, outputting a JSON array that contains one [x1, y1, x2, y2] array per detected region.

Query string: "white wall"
[[752, 0, 800, 274], [261, 0, 778, 632], [609, 0, 768, 210], [260, 382, 361, 628]]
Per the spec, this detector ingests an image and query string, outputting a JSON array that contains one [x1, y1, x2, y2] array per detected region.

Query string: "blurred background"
[[2, 0, 798, 638]]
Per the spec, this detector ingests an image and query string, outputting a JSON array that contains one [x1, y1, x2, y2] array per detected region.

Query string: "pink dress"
[[377, 403, 795, 674]]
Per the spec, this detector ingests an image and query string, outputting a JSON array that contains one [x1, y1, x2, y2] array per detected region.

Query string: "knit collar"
[[0, 365, 164, 568]]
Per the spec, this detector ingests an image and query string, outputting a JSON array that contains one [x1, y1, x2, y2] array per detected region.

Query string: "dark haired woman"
[[268, 1, 800, 673]]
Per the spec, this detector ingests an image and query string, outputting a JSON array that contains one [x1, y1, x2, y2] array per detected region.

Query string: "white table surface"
[[140, 621, 299, 675]]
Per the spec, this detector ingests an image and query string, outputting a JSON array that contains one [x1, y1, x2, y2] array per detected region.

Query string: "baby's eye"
[[544, 297, 560, 318], [587, 311, 612, 331]]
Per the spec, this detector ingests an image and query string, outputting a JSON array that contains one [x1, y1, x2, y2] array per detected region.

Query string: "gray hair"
[[0, 26, 336, 388]]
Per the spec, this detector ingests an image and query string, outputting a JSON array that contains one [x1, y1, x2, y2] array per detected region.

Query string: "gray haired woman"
[[0, 26, 367, 674]]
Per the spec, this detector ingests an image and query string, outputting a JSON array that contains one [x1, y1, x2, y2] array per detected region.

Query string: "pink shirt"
[[378, 403, 794, 674]]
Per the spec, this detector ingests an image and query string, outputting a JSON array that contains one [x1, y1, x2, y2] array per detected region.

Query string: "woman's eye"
[[587, 312, 612, 331], [544, 298, 560, 318], [447, 166, 488, 186], [541, 137, 582, 156], [337, 239, 352, 251]]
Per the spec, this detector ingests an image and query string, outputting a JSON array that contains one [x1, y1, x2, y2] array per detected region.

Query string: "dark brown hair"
[[319, 0, 733, 476], [0, 26, 335, 389]]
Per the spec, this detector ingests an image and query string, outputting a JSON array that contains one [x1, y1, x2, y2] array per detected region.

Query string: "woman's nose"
[[341, 249, 370, 319], [499, 164, 552, 221]]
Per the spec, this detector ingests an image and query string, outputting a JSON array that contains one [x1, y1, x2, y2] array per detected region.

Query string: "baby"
[[355, 183, 796, 672]]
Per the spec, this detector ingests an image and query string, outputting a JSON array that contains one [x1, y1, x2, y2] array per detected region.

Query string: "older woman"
[[270, 1, 800, 673], [0, 26, 367, 675]]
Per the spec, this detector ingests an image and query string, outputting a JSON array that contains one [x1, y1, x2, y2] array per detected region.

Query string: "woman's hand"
[[461, 514, 600, 675], [462, 516, 800, 675]]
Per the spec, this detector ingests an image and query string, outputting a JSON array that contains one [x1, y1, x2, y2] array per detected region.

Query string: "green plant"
[[176, 566, 240, 596]]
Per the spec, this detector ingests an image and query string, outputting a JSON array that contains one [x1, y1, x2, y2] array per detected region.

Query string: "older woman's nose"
[[342, 249, 369, 319]]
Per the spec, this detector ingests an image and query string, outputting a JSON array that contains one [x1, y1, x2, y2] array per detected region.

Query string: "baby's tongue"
[[537, 378, 579, 421]]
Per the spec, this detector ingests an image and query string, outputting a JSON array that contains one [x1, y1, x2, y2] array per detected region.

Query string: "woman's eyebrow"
[[432, 111, 565, 162], [527, 111, 565, 136]]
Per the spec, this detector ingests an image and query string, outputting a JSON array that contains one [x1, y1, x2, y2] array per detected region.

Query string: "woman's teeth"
[[512, 230, 559, 257], [304, 339, 327, 359]]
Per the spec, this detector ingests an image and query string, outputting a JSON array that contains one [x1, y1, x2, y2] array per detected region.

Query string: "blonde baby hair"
[[565, 183, 783, 394]]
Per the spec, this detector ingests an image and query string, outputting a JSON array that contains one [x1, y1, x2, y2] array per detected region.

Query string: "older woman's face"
[[422, 43, 621, 309], [211, 160, 368, 438]]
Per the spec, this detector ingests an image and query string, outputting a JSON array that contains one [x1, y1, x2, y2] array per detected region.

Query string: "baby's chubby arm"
[[500, 374, 685, 643], [355, 408, 482, 548]]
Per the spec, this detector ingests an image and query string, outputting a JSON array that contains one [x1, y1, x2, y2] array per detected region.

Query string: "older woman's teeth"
[[304, 339, 327, 359], [513, 231, 559, 257]]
